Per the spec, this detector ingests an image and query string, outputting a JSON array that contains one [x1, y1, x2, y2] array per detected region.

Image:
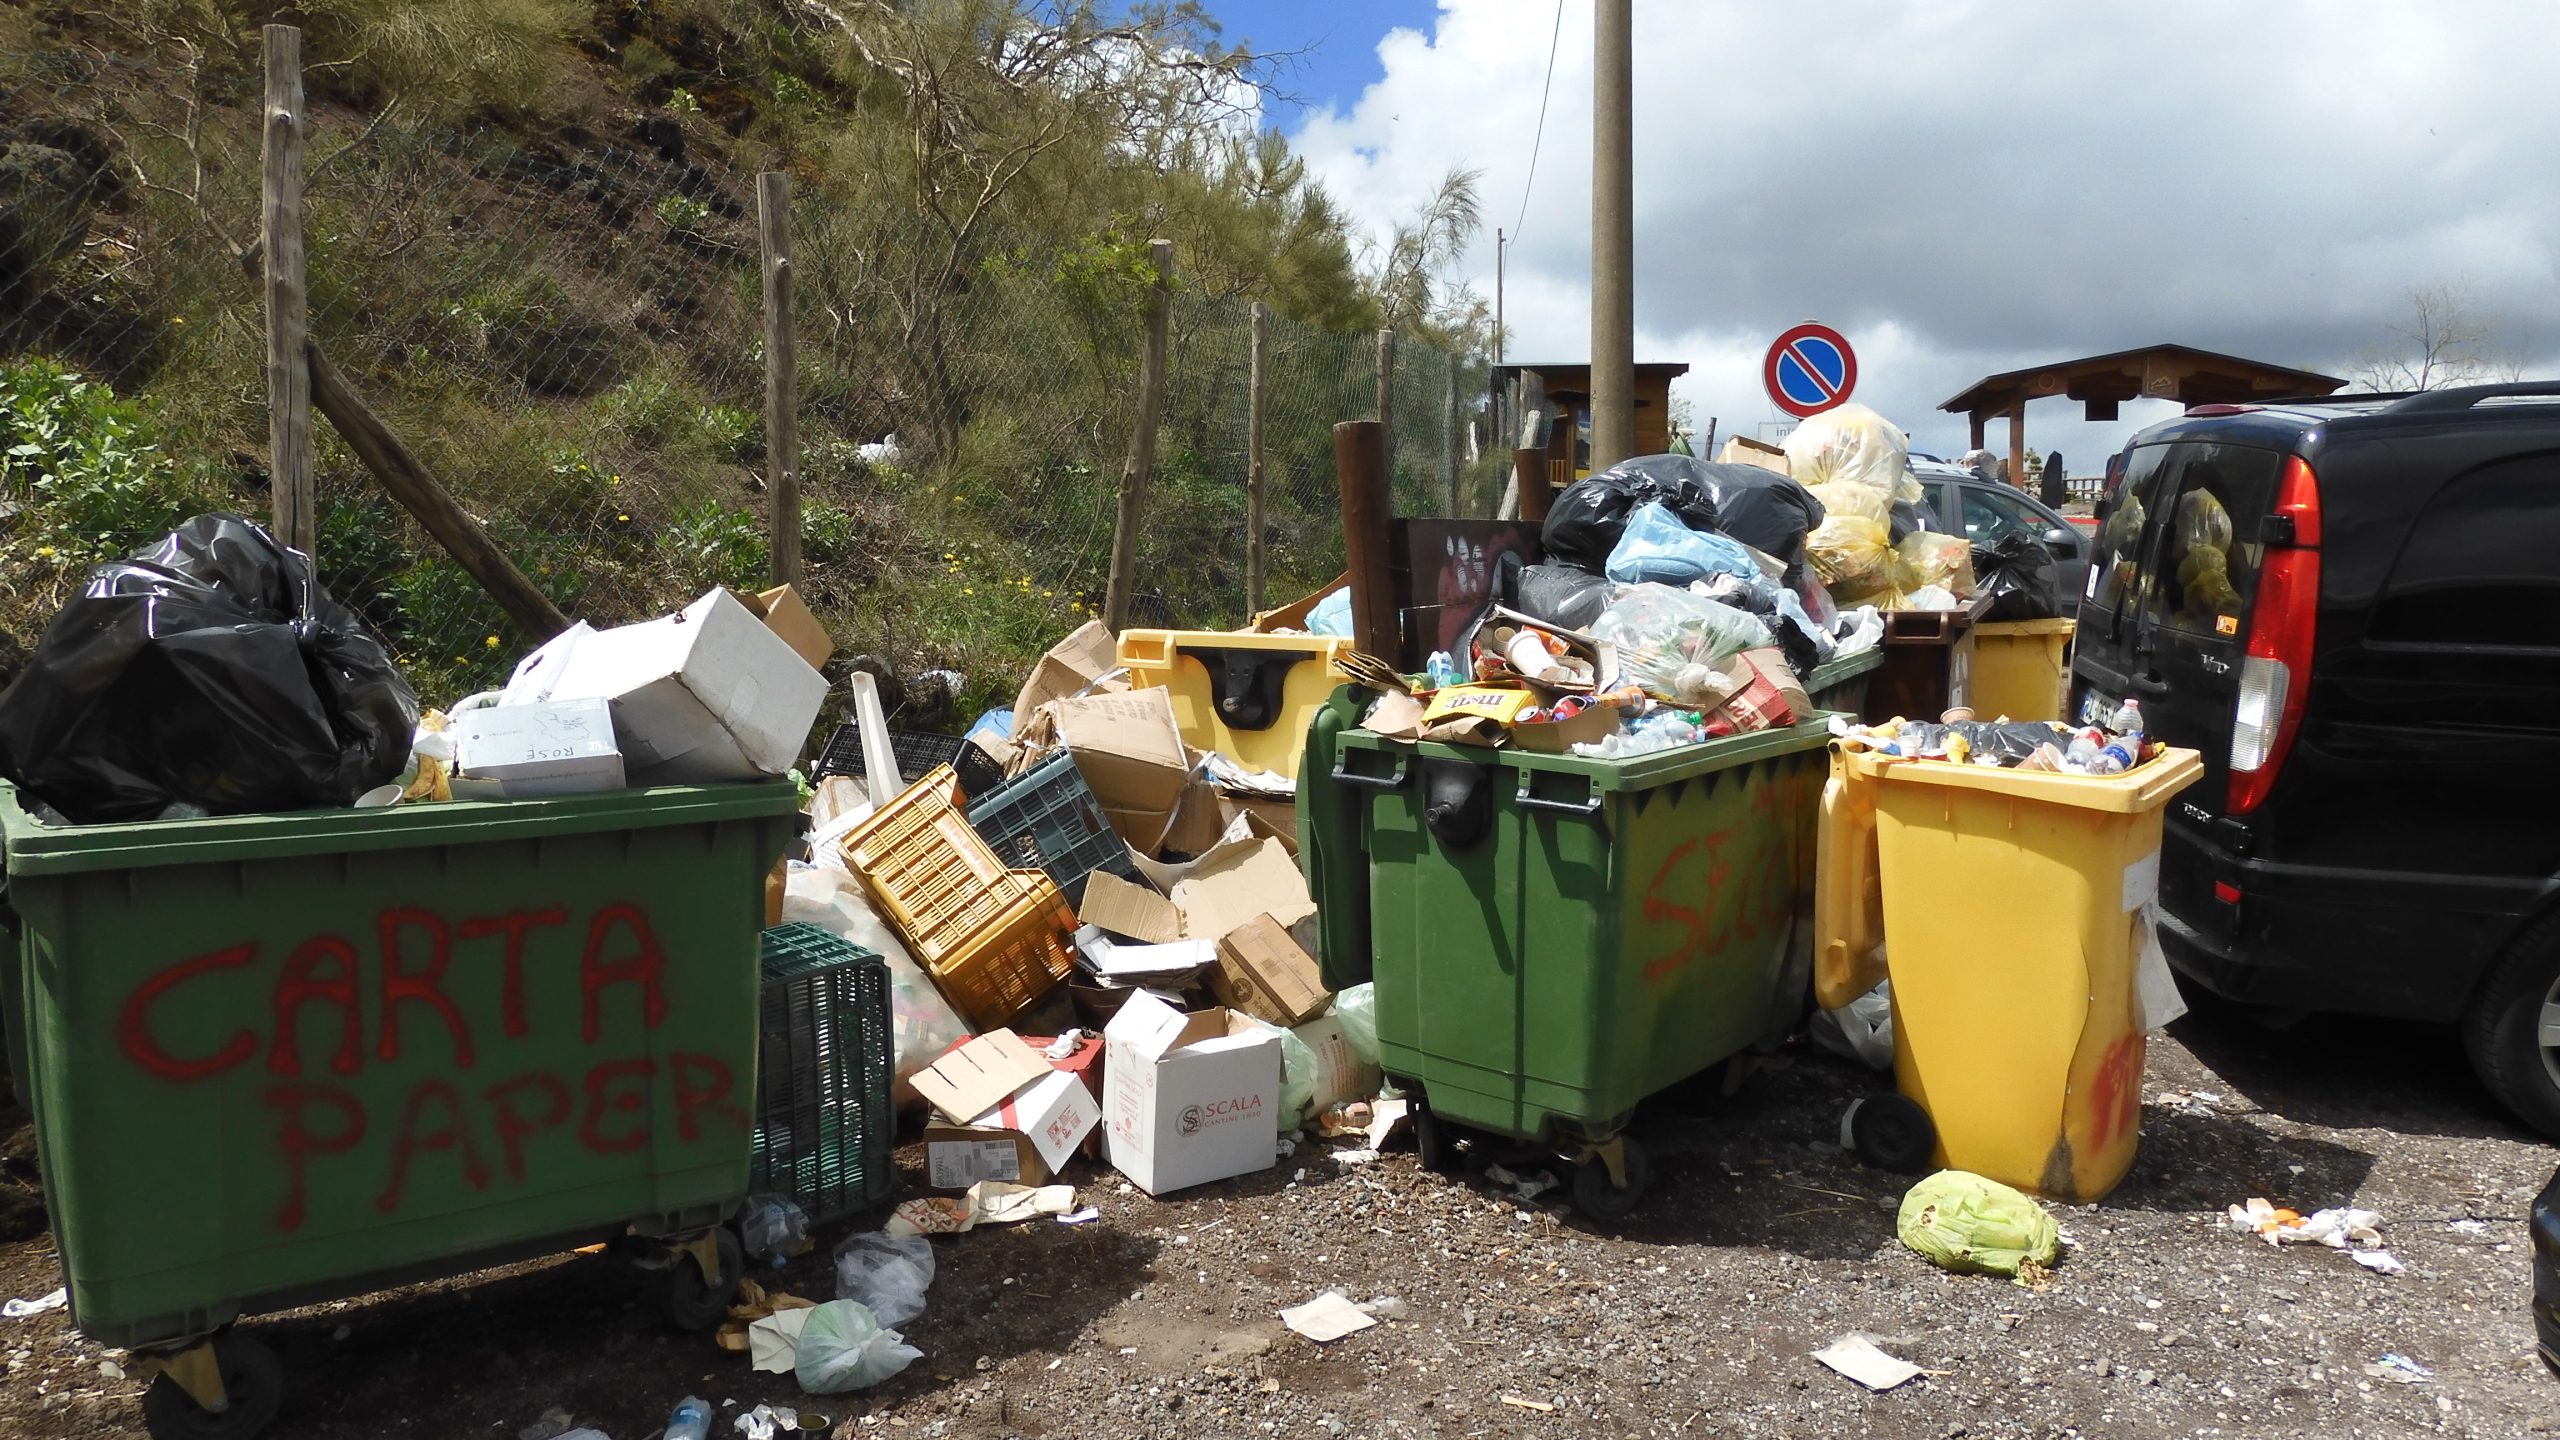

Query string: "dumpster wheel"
[[661, 1225, 744, 1331], [139, 1330, 282, 1440], [1570, 1136, 1649, 1221], [1409, 1091, 1457, 1174]]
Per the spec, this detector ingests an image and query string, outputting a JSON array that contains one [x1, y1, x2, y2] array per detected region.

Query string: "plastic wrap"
[[1603, 501, 1763, 586], [833, 1232, 935, 1327], [1807, 514, 1894, 600], [1590, 583, 1772, 703], [1782, 403, 1920, 503], [1540, 454, 1722, 572], [1894, 530, 1977, 599], [0, 514, 420, 823], [783, 866, 972, 1107], [1509, 564, 1614, 631]]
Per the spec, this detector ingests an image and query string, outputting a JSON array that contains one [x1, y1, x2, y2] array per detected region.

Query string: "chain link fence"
[[1, 35, 1498, 717]]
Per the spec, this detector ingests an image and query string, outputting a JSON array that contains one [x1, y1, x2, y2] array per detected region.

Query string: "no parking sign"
[[1763, 322, 1857, 418]]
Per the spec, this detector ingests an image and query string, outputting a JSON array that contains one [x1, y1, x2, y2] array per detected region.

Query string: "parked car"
[[2069, 381, 2560, 1138], [1909, 457, 2092, 608]]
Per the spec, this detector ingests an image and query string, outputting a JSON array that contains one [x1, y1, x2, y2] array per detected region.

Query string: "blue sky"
[[1198, 0, 1430, 125]]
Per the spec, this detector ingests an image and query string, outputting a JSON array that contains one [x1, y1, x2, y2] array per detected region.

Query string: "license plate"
[[2075, 687, 2122, 729]]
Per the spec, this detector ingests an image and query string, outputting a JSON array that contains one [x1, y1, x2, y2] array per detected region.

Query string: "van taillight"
[[2229, 457, 2320, 814]]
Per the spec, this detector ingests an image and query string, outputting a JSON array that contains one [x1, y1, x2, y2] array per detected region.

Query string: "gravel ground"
[[1, 999, 2553, 1440]]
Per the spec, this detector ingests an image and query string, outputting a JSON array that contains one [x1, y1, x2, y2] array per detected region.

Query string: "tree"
[[2351, 281, 2528, 391]]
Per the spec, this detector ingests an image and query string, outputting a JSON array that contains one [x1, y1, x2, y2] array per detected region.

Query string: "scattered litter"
[[886, 1181, 1076, 1235], [1812, 1333, 1925, 1391], [2225, 1198, 2388, 1252], [1278, 1290, 1378, 1343], [3, 1289, 66, 1319], [735, 1400, 807, 1437], [833, 1233, 935, 1327], [2362, 1353, 2432, 1384], [1040, 1029, 1092, 1060], [2351, 1250, 2407, 1276], [1330, 1147, 1381, 1166], [97, 1359, 124, 1381], [748, 1305, 816, 1373], [794, 1301, 922, 1394], [1365, 1096, 1411, 1149], [1355, 1296, 1409, 1321], [1500, 1395, 1556, 1413], [1057, 1207, 1102, 1225], [1118, 1346, 1139, 1356], [2154, 1088, 2226, 1112], [1897, 1171, 2059, 1282], [2448, 1219, 2491, 1238], [1486, 1163, 1560, 1201], [517, 1406, 576, 1440]]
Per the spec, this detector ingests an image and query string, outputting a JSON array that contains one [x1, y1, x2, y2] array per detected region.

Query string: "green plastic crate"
[[1335, 716, 1832, 1146], [752, 922, 893, 1224], [0, 780, 797, 1350]]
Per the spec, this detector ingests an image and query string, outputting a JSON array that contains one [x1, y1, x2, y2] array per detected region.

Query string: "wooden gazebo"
[[1940, 344, 2345, 480]]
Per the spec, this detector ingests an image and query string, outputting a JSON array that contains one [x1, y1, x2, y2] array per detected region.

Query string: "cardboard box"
[[907, 1029, 1052, 1123], [1735, 647, 1812, 721], [921, 1068, 1100, 1188], [1012, 621, 1126, 722], [1040, 688, 1195, 853], [1212, 913, 1329, 1026], [1077, 871, 1185, 945], [1294, 1011, 1382, 1117], [1174, 835, 1317, 937], [730, 583, 833, 672], [1219, 794, 1299, 847], [1506, 701, 1620, 754], [1248, 572, 1350, 635], [1102, 992, 1282, 1195], [1717, 434, 1792, 476], [503, 589, 828, 782], [448, 696, 624, 798], [923, 1123, 1041, 1188]]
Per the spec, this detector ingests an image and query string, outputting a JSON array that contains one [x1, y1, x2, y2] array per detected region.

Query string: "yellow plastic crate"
[[1117, 629, 1353, 780], [839, 767, 1074, 1030]]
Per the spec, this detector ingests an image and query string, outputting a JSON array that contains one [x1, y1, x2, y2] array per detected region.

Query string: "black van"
[[2071, 382, 2560, 1138]]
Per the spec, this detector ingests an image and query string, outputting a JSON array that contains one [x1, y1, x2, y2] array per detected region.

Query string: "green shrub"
[[660, 500, 767, 592], [1, 358, 206, 561]]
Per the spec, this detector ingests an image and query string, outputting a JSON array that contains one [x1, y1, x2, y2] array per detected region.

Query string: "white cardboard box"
[[923, 1070, 1101, 1189], [448, 697, 624, 798], [1102, 991, 1282, 1196], [501, 590, 827, 782]]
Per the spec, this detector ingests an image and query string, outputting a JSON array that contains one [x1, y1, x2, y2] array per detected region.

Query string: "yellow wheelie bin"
[[1962, 618, 2076, 721], [1814, 745, 2203, 1201]]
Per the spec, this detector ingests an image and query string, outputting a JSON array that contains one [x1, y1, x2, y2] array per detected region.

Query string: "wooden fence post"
[[1333, 420, 1396, 660], [1104, 238, 1174, 632], [1373, 327, 1396, 455], [758, 172, 801, 587], [1246, 300, 1270, 615], [261, 24, 313, 558]]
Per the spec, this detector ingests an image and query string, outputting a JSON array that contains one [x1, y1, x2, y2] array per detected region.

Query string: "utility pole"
[[1589, 0, 1635, 471]]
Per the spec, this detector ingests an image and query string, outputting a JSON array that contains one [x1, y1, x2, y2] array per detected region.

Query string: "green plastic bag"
[[1896, 1170, 2059, 1278]]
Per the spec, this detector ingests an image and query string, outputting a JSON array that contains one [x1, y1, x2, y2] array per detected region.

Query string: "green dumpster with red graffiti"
[[0, 780, 795, 1373], [1330, 715, 1831, 1218]]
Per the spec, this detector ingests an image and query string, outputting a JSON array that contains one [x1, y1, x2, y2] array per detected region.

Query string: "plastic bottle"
[[663, 1396, 712, 1440], [2064, 735, 2102, 774], [2111, 697, 2145, 739], [1425, 651, 1461, 690]]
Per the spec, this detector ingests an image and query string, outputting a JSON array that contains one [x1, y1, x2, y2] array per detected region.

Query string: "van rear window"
[[2090, 442, 2285, 636]]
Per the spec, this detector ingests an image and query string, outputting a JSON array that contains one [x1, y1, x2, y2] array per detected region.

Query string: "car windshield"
[[1958, 485, 2053, 546]]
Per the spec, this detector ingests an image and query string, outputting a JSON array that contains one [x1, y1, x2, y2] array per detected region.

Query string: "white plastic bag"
[[1591, 583, 1772, 702], [1332, 983, 1379, 1067], [783, 865, 971, 1107], [833, 1231, 935, 1328], [739, 1194, 810, 1265], [794, 1300, 922, 1394], [1811, 977, 1894, 1070]]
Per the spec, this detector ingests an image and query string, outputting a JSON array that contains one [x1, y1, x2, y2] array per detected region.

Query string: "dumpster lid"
[[0, 779, 799, 878], [1338, 711, 1836, 794]]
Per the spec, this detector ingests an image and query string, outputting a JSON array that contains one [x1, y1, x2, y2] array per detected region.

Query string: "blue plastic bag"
[[1603, 501, 1762, 586], [1306, 586, 1354, 638]]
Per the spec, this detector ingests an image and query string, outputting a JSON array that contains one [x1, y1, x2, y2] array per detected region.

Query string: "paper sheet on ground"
[[1278, 1290, 1377, 1343], [1812, 1334, 1923, 1391]]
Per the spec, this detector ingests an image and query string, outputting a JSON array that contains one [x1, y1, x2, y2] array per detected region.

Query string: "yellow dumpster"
[[1959, 618, 2076, 722], [1117, 629, 1351, 780], [1815, 745, 2203, 1202]]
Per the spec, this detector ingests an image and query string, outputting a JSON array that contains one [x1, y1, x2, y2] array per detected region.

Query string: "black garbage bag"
[[1508, 563, 1614, 631], [1698, 462, 1825, 571], [0, 514, 421, 823], [1540, 453, 1720, 572], [1972, 530, 2064, 621]]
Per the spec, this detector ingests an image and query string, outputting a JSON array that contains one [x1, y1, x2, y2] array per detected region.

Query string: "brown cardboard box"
[[1012, 621, 1125, 722], [1041, 688, 1193, 852], [729, 584, 833, 672], [1220, 794, 1299, 848], [1211, 913, 1330, 1025], [1716, 435, 1792, 476], [906, 1029, 1052, 1123], [1076, 870, 1184, 944], [1248, 572, 1350, 634], [1734, 647, 1809, 721], [922, 1122, 1048, 1188]]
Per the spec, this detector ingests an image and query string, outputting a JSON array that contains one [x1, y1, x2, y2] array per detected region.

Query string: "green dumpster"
[[1331, 714, 1832, 1217], [0, 779, 795, 1435], [1805, 647, 1885, 722]]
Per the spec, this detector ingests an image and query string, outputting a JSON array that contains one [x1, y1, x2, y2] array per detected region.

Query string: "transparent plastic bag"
[[1591, 584, 1773, 702], [1807, 479, 1891, 526], [1241, 1015, 1319, 1125], [794, 1300, 922, 1394], [833, 1231, 935, 1327], [1807, 514, 1894, 599], [1332, 983, 1379, 1068], [1893, 530, 1977, 600], [1810, 979, 1893, 1070], [1782, 403, 1918, 503], [1603, 501, 1764, 586], [740, 1195, 810, 1265]]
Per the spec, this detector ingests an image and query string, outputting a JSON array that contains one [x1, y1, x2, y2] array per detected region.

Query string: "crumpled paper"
[[748, 1306, 814, 1373], [885, 1181, 1076, 1236]]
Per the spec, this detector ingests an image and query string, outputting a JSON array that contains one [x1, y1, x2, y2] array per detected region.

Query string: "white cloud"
[[1290, 0, 2560, 467]]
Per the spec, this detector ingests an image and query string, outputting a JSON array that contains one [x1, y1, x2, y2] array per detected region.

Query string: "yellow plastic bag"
[[1897, 1170, 2060, 1279], [1808, 514, 1893, 599], [1784, 403, 1922, 503], [1808, 479, 1892, 526], [1894, 530, 1977, 599]]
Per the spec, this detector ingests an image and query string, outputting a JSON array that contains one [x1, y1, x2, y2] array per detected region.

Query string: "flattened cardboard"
[[1212, 914, 1330, 1026], [1102, 992, 1282, 1196], [1044, 688, 1193, 852], [1174, 836, 1316, 939], [907, 1029, 1051, 1124], [731, 583, 833, 672], [1159, 776, 1230, 859], [1077, 871, 1184, 945]]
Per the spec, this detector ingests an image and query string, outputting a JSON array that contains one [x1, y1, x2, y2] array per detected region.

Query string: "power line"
[[1509, 0, 1566, 243]]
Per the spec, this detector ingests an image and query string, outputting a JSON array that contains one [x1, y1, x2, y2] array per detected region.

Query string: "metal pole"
[[1589, 0, 1636, 471]]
